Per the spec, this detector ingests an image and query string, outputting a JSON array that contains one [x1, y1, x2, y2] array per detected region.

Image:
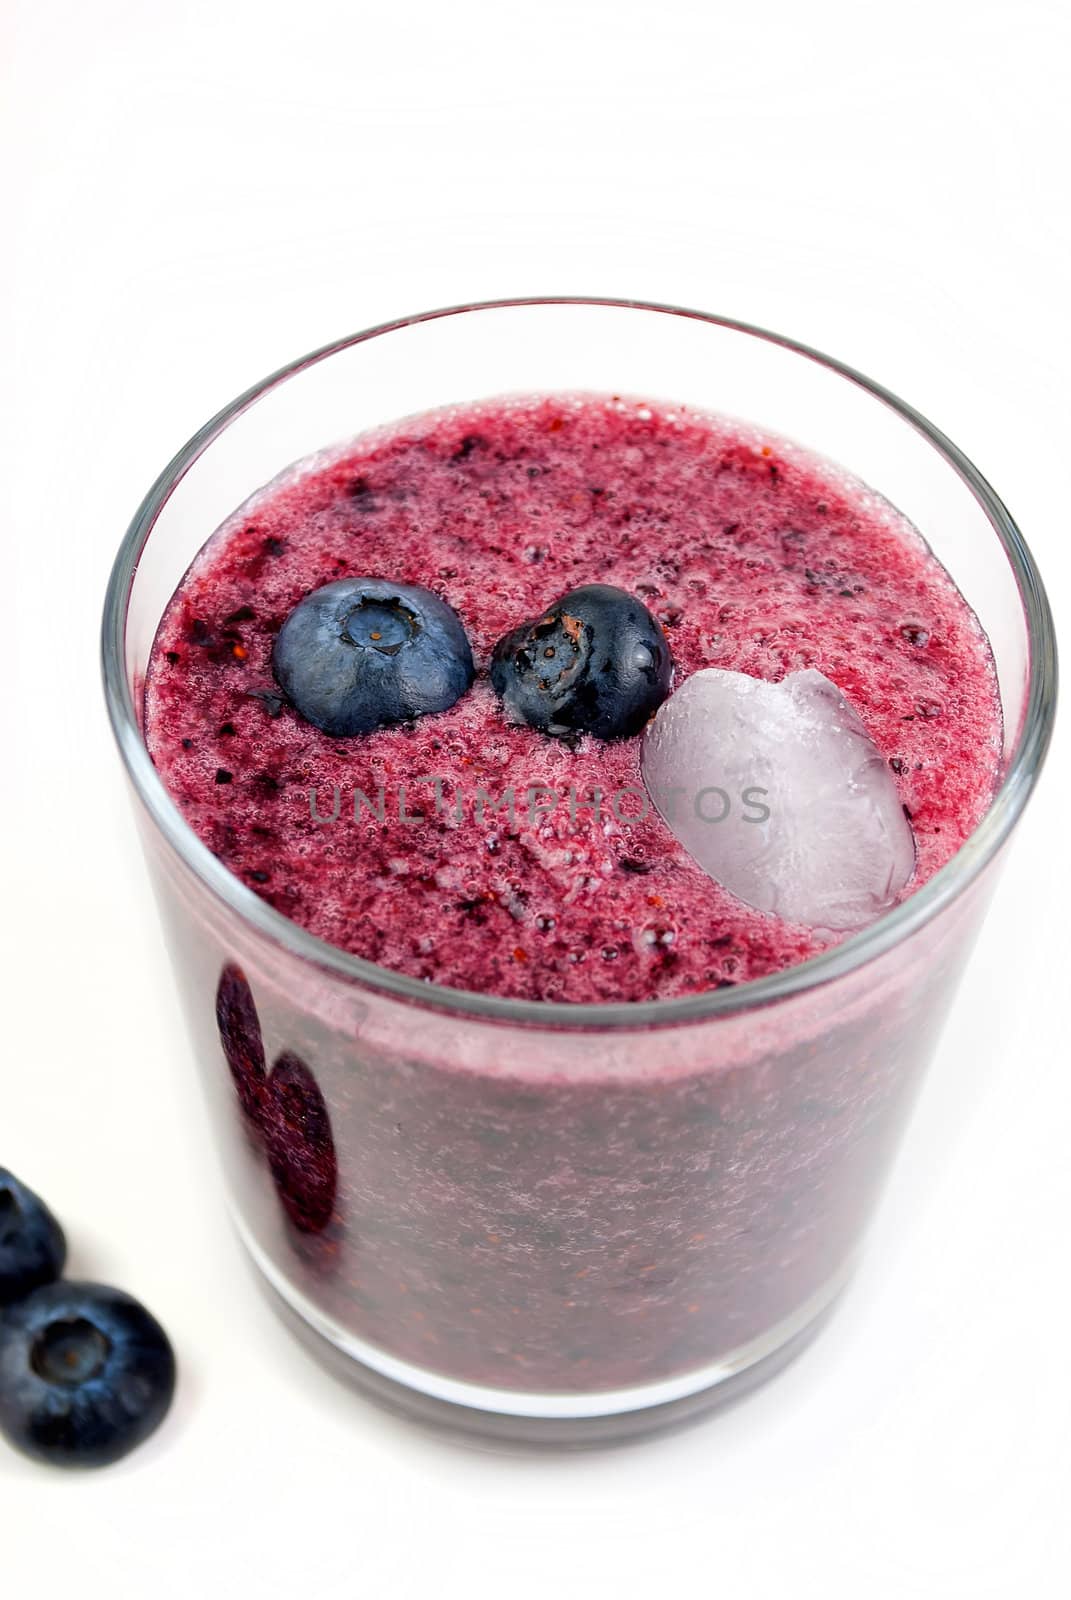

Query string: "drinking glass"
[[102, 300, 1056, 1442]]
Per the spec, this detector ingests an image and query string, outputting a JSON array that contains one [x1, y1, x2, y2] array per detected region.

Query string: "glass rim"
[[101, 296, 1058, 1030]]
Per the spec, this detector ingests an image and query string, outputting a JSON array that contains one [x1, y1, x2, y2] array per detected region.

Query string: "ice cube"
[[640, 668, 915, 932]]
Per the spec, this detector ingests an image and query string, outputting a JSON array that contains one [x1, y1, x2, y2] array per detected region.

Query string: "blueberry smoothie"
[[142, 394, 1002, 1401], [146, 396, 999, 1002]]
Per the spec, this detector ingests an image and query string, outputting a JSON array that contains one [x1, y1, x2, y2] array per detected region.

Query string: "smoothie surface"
[[144, 394, 1002, 1001]]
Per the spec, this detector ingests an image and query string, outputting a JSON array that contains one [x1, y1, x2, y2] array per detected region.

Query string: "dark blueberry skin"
[[0, 1281, 176, 1469], [490, 584, 673, 741], [0, 1169, 67, 1305], [215, 964, 269, 1126], [213, 967, 337, 1231], [266, 1053, 338, 1234], [272, 578, 475, 736]]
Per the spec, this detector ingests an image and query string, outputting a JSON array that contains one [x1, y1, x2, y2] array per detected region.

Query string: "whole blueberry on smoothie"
[[491, 583, 673, 740], [272, 577, 474, 736]]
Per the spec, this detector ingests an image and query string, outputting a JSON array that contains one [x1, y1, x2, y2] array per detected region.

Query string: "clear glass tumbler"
[[102, 300, 1056, 1443]]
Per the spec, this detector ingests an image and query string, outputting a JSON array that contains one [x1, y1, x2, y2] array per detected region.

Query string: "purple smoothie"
[[142, 394, 1002, 1400], [145, 395, 1000, 1002]]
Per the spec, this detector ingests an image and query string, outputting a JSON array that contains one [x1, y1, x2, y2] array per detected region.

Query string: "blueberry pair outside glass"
[[102, 300, 1056, 1443]]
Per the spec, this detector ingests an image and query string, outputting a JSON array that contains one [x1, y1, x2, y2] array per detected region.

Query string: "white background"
[[2, 1, 1069, 1594]]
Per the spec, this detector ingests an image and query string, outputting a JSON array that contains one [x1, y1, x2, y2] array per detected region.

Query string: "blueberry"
[[272, 578, 474, 736], [213, 973, 336, 1229], [0, 1281, 175, 1468], [0, 1169, 66, 1305], [266, 1053, 337, 1234], [215, 964, 269, 1126], [490, 584, 673, 740]]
